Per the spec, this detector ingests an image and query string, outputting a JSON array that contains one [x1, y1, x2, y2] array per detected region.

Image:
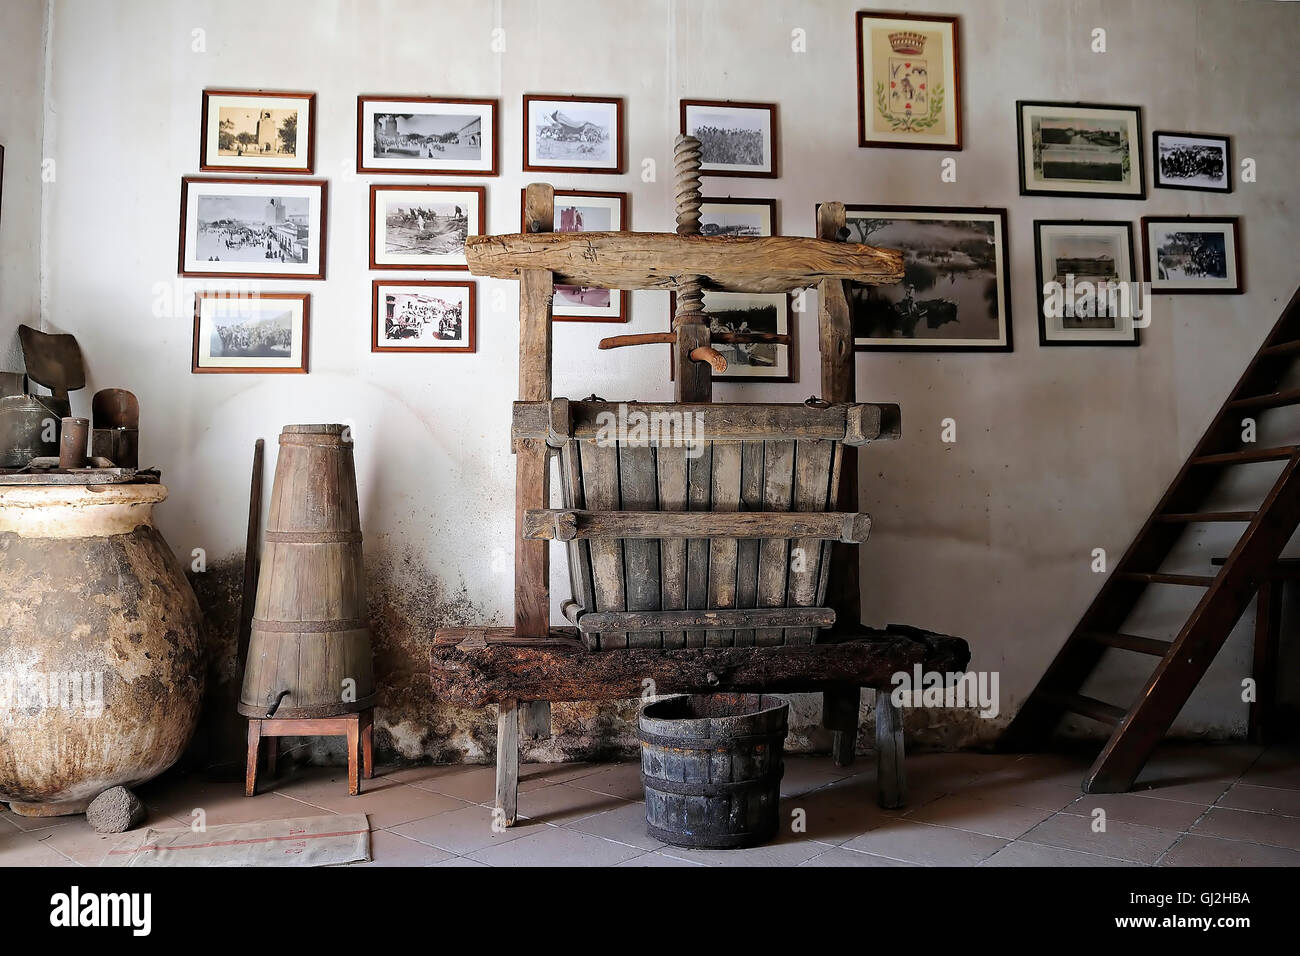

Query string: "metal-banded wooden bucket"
[[638, 693, 788, 849], [239, 424, 376, 718]]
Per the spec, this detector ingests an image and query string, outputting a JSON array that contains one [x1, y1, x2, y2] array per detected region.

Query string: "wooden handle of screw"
[[598, 332, 677, 350], [689, 346, 728, 373]]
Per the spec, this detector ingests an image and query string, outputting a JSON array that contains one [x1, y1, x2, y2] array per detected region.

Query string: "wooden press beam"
[[578, 607, 837, 634], [522, 508, 872, 543], [464, 232, 904, 294]]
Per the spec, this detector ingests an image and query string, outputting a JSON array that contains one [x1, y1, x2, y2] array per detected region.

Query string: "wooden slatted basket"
[[518, 398, 900, 651]]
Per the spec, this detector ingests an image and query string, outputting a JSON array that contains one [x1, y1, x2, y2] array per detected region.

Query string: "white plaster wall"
[[34, 0, 1300, 749], [0, 0, 47, 371]]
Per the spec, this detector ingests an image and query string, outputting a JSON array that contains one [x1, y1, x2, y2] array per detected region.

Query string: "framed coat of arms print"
[[856, 11, 962, 150]]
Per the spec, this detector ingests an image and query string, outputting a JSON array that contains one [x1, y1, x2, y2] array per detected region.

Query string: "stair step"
[[1047, 693, 1126, 726], [1230, 388, 1300, 410], [1261, 339, 1300, 357], [1081, 631, 1173, 656], [1156, 511, 1256, 523], [1117, 571, 1216, 587], [1191, 445, 1298, 466]]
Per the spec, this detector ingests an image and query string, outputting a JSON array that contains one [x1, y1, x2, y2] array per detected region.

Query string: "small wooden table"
[[245, 709, 374, 796]]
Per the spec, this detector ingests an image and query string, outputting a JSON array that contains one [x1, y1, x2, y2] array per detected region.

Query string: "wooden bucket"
[[638, 693, 788, 849], [238, 424, 376, 718]]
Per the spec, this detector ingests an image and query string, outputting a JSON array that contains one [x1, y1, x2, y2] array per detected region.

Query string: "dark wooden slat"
[[1080, 631, 1172, 656], [734, 440, 764, 647], [1260, 339, 1300, 357], [1047, 693, 1125, 726], [522, 508, 870, 542], [1191, 445, 1298, 466], [755, 441, 794, 646], [1228, 387, 1300, 410], [579, 439, 626, 650], [786, 439, 834, 643], [578, 607, 836, 633], [706, 441, 742, 647], [656, 444, 689, 649], [1155, 511, 1256, 523], [1116, 572, 1216, 587], [684, 442, 712, 647], [619, 443, 662, 649]]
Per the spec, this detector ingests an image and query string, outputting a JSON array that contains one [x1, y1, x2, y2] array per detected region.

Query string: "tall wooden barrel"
[[239, 425, 375, 718], [638, 693, 788, 849]]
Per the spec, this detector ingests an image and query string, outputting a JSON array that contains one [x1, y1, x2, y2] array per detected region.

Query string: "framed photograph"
[[200, 90, 315, 174], [371, 280, 475, 353], [680, 100, 778, 177], [699, 197, 777, 237], [856, 12, 961, 150], [357, 96, 497, 176], [369, 184, 483, 270], [1142, 216, 1242, 294], [1017, 101, 1144, 198], [523, 95, 624, 174], [840, 205, 1011, 351], [192, 292, 309, 374], [1153, 131, 1231, 193], [669, 295, 796, 383], [1033, 221, 1139, 346], [525, 189, 629, 322], [178, 177, 327, 279]]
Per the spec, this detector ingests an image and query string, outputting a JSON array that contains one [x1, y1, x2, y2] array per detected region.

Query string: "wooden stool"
[[245, 708, 374, 796]]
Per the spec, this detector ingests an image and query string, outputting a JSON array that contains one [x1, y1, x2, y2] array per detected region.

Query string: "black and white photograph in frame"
[[529, 189, 629, 322], [357, 96, 498, 176], [369, 184, 484, 270], [681, 100, 778, 178], [1153, 131, 1231, 193], [200, 89, 315, 174], [179, 177, 326, 279], [699, 197, 777, 237], [192, 291, 309, 374], [1034, 220, 1139, 346], [840, 205, 1011, 351], [371, 280, 475, 353], [523, 95, 624, 174], [1017, 101, 1145, 199], [706, 292, 794, 381], [1142, 216, 1242, 294]]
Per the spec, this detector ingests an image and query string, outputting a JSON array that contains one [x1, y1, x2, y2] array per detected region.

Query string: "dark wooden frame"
[[370, 279, 477, 354], [1033, 219, 1139, 348], [679, 99, 779, 178], [840, 203, 1013, 352], [855, 11, 962, 151], [200, 89, 316, 174], [668, 292, 798, 383], [356, 95, 499, 176], [1141, 215, 1244, 295], [1016, 100, 1145, 199], [178, 176, 328, 280], [368, 183, 486, 271], [522, 94, 625, 174], [525, 188, 630, 323], [1151, 130, 1232, 194], [191, 291, 310, 374], [700, 196, 778, 236]]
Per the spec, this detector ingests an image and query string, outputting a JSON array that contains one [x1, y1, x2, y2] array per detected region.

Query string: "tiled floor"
[[2, 743, 1297, 867]]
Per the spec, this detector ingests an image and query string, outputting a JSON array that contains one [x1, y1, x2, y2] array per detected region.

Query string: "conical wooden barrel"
[[239, 424, 375, 718]]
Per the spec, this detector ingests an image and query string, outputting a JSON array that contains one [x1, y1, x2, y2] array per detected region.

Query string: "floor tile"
[[841, 820, 1008, 866], [1158, 833, 1300, 867], [566, 763, 645, 801], [390, 803, 534, 855], [614, 851, 708, 867], [982, 841, 1141, 867], [564, 800, 663, 850], [782, 780, 895, 845], [0, 808, 78, 833], [468, 826, 643, 866], [357, 829, 454, 867], [27, 808, 188, 866], [905, 792, 1055, 839], [1190, 806, 1300, 850], [288, 781, 466, 828], [404, 766, 497, 804], [1239, 747, 1300, 791], [0, 829, 80, 867], [1065, 792, 1207, 832], [518, 784, 627, 825], [1216, 782, 1300, 817], [519, 762, 601, 791], [779, 757, 853, 797], [959, 776, 1084, 812], [799, 846, 919, 867], [431, 856, 489, 867], [1020, 813, 1181, 864], [655, 832, 827, 868]]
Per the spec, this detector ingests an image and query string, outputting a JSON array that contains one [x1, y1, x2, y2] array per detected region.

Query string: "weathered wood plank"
[[465, 232, 904, 293], [706, 441, 743, 646], [875, 690, 907, 809], [685, 442, 713, 647], [579, 607, 836, 633], [558, 441, 593, 623], [734, 440, 765, 646], [787, 439, 835, 643], [755, 440, 795, 646], [429, 624, 970, 706], [496, 698, 520, 825], [657, 444, 689, 648], [512, 401, 900, 444], [578, 440, 626, 649], [619, 442, 662, 648], [522, 508, 870, 542]]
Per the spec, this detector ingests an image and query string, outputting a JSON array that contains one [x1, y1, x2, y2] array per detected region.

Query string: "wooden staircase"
[[1002, 286, 1300, 792]]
